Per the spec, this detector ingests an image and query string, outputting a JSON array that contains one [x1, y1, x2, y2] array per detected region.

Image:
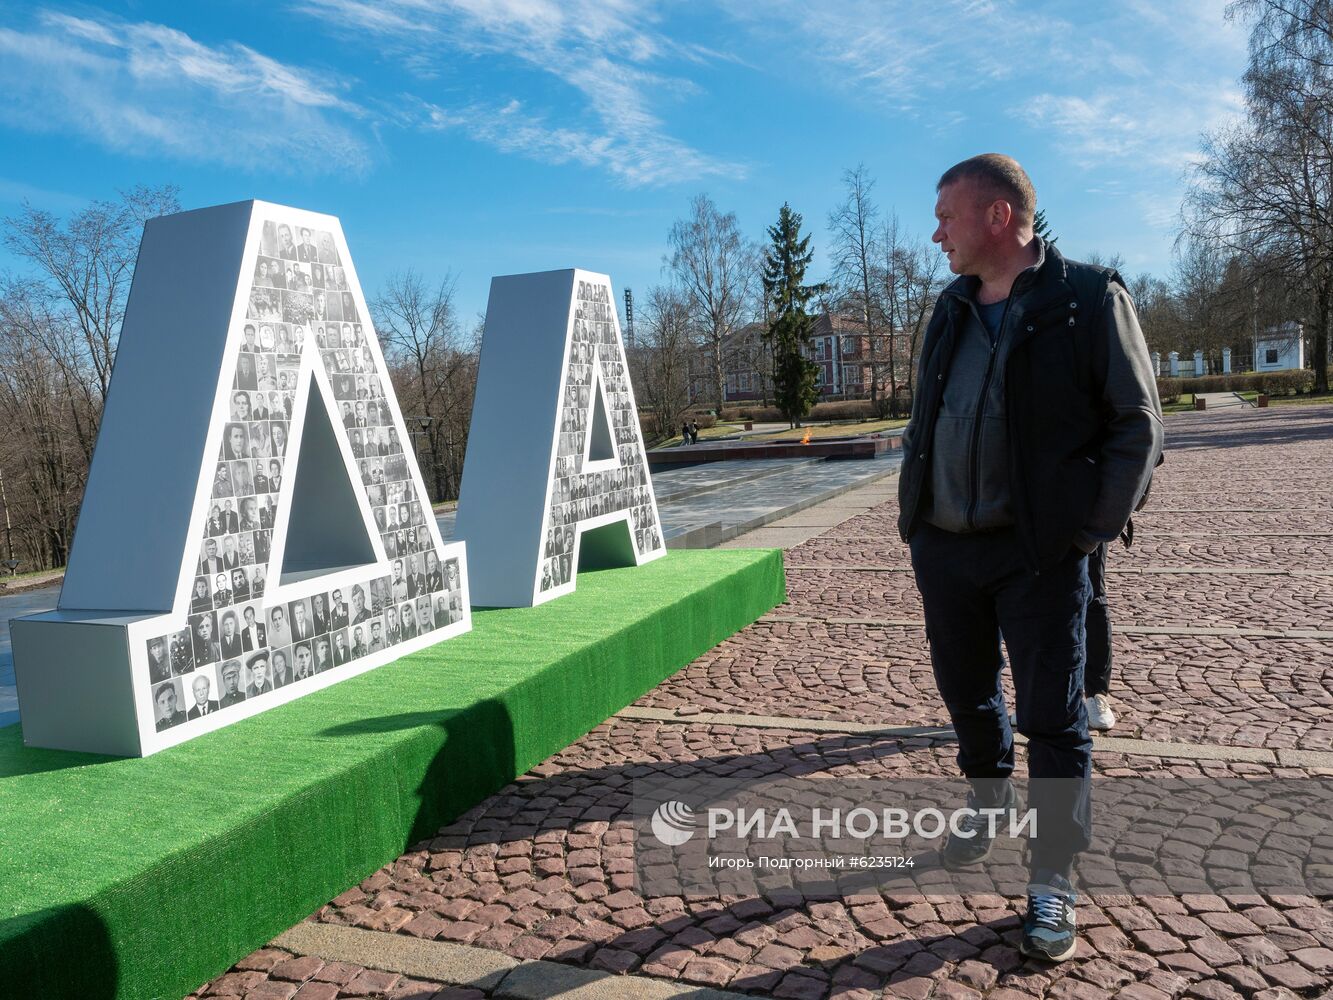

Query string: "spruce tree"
[[763, 203, 822, 426], [1034, 208, 1058, 245]]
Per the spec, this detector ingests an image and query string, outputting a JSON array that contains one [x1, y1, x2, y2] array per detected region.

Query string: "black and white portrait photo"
[[191, 611, 220, 666], [146, 635, 172, 684], [217, 660, 246, 708], [186, 673, 219, 720], [153, 679, 187, 731]]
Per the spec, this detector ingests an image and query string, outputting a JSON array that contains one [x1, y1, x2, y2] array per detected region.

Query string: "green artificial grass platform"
[[0, 548, 785, 1000]]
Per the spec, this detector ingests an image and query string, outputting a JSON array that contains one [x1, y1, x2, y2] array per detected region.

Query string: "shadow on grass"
[[0, 724, 117, 778], [0, 902, 118, 998], [321, 697, 518, 847]]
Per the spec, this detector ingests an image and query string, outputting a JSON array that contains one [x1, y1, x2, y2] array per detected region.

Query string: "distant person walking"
[[690, 420, 700, 444], [681, 420, 691, 445], [897, 153, 1163, 963]]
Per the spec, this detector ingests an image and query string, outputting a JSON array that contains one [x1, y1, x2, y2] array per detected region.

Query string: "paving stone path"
[[195, 406, 1333, 1000]]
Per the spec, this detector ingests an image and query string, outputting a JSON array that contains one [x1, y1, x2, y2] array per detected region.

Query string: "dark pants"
[[909, 522, 1093, 876], [1084, 542, 1111, 696]]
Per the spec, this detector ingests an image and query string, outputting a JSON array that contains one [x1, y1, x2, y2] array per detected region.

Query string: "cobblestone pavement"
[[197, 407, 1333, 999], [775, 566, 1333, 634], [791, 534, 1333, 572], [636, 621, 1333, 752], [192, 954, 486, 1000]]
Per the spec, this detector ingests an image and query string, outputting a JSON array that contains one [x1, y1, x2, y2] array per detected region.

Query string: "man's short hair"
[[937, 153, 1036, 226]]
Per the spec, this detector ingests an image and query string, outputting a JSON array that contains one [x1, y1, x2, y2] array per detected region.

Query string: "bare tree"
[[1172, 234, 1229, 361], [373, 270, 477, 502], [666, 194, 754, 411], [828, 165, 885, 408], [4, 186, 180, 411], [1187, 0, 1333, 391], [0, 185, 179, 570], [1127, 272, 1182, 359], [882, 222, 946, 410], [0, 280, 87, 567], [878, 214, 910, 415], [629, 284, 694, 442], [1083, 250, 1127, 271], [730, 324, 773, 404]]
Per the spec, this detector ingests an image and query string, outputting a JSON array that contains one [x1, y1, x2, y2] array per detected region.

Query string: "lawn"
[[0, 565, 63, 585], [1162, 389, 1333, 414], [655, 421, 751, 448], [1242, 389, 1333, 406], [655, 417, 907, 448], [755, 417, 908, 441]]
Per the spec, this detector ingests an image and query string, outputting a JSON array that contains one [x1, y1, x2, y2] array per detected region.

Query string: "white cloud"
[[715, 0, 1246, 177], [542, 205, 658, 217], [997, 3, 1244, 175], [0, 176, 88, 212], [1135, 190, 1185, 231], [0, 11, 371, 174], [295, 0, 747, 186], [1018, 94, 1157, 165], [717, 0, 1081, 112], [416, 95, 729, 186], [1017, 79, 1244, 174]]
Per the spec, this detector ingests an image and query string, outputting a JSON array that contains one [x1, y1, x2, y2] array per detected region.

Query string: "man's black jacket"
[[898, 241, 1163, 571]]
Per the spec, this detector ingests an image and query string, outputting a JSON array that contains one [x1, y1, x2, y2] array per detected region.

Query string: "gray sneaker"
[[940, 781, 1021, 870], [1020, 871, 1078, 962]]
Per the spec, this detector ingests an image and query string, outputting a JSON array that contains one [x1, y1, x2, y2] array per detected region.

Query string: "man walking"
[[898, 154, 1162, 962]]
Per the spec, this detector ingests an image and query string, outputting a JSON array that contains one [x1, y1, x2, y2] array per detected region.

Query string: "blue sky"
[[0, 1, 1250, 324]]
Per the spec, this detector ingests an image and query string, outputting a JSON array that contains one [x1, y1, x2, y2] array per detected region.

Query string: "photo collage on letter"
[[539, 279, 661, 594], [144, 218, 465, 734]]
